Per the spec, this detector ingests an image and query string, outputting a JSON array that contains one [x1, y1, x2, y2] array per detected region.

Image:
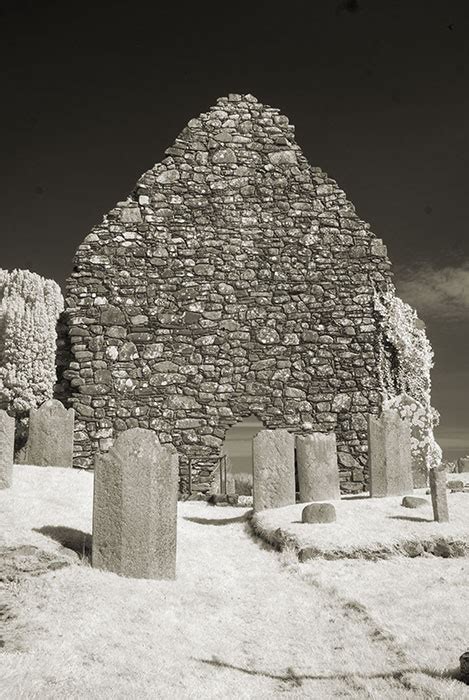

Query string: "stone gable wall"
[[62, 93, 393, 493]]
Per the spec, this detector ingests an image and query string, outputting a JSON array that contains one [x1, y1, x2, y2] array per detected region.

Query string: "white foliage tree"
[[374, 289, 442, 469], [0, 269, 64, 414]]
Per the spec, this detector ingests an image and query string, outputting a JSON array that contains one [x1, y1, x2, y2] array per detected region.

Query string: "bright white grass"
[[252, 490, 469, 557], [0, 465, 467, 698], [294, 555, 469, 687]]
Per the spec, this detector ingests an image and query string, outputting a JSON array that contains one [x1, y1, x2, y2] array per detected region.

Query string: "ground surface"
[[1, 465, 468, 699], [252, 485, 469, 558]]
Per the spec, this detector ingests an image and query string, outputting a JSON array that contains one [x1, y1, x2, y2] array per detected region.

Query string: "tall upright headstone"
[[0, 410, 14, 489], [25, 399, 74, 468], [92, 428, 179, 579], [368, 409, 413, 497], [429, 464, 449, 522], [252, 429, 295, 511], [296, 433, 341, 502], [384, 393, 436, 488]]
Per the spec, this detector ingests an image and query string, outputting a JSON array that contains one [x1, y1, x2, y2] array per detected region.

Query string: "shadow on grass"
[[34, 525, 92, 562], [387, 515, 433, 523], [195, 656, 466, 686], [341, 494, 371, 501], [183, 513, 252, 526]]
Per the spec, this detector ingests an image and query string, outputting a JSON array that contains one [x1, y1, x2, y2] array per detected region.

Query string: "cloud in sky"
[[395, 261, 469, 322]]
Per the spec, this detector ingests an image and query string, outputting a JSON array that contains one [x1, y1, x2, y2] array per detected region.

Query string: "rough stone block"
[[0, 410, 14, 489], [302, 502, 336, 523], [25, 399, 75, 468], [429, 465, 449, 523], [296, 432, 340, 502], [92, 428, 179, 579], [368, 409, 413, 497], [460, 651, 469, 680], [252, 429, 295, 511], [447, 480, 464, 492], [401, 496, 428, 509]]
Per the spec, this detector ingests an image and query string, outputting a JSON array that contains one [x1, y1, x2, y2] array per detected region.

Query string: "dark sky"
[[1, 0, 468, 458]]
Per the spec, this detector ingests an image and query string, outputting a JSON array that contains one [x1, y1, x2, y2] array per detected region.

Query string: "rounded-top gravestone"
[[92, 427, 179, 580], [302, 502, 336, 524]]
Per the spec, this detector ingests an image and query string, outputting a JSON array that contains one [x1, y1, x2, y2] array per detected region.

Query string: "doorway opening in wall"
[[222, 415, 263, 496]]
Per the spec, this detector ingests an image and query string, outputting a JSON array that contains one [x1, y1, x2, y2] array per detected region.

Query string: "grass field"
[[251, 488, 469, 559], [1, 465, 469, 699]]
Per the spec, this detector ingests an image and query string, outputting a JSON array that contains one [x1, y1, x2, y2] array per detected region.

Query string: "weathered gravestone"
[[296, 433, 340, 502], [368, 409, 413, 497], [92, 428, 179, 579], [429, 464, 449, 522], [25, 399, 74, 468], [0, 410, 14, 489], [252, 429, 295, 511], [384, 394, 432, 488]]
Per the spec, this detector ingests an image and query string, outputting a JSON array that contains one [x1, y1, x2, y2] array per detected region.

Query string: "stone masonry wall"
[[62, 93, 393, 494]]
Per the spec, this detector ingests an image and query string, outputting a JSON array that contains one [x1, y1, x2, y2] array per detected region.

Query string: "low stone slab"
[[0, 544, 77, 582], [92, 428, 179, 579], [447, 480, 464, 492], [296, 433, 340, 502], [401, 496, 428, 509], [0, 410, 14, 489], [25, 399, 74, 468], [252, 429, 295, 511], [302, 503, 336, 524]]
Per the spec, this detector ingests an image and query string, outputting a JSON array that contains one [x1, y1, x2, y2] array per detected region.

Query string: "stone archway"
[[221, 415, 264, 495]]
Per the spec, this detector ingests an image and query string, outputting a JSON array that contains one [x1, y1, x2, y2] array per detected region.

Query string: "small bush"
[[234, 472, 253, 496], [0, 269, 63, 414]]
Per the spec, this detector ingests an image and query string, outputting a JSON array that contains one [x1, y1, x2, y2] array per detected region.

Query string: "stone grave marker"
[[92, 428, 179, 579], [296, 432, 340, 502], [384, 393, 436, 488], [25, 399, 74, 468], [429, 464, 449, 522], [0, 410, 14, 489], [302, 502, 336, 524], [252, 429, 295, 511], [401, 496, 428, 509], [368, 408, 413, 497]]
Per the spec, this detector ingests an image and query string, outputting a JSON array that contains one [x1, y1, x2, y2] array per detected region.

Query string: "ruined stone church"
[[61, 93, 399, 494]]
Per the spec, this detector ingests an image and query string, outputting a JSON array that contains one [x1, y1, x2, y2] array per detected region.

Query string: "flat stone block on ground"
[[401, 496, 428, 509], [447, 480, 464, 491], [302, 503, 336, 524]]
